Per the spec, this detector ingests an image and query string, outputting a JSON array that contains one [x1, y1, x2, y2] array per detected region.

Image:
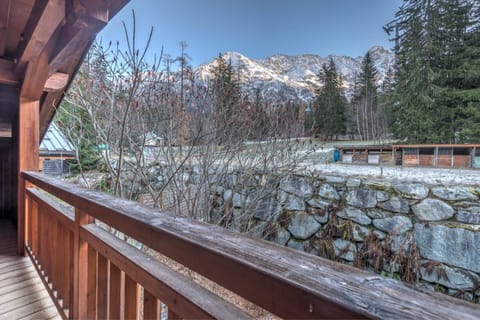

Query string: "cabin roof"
[[0, 0, 129, 138], [40, 122, 75, 157]]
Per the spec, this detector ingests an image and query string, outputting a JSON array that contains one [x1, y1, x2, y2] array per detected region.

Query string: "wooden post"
[[124, 274, 140, 320], [451, 147, 454, 167], [87, 246, 98, 319], [17, 99, 39, 255], [73, 208, 94, 319], [97, 254, 110, 319], [31, 198, 38, 254], [109, 263, 123, 319], [143, 290, 160, 320], [472, 147, 476, 168], [26, 194, 32, 247]]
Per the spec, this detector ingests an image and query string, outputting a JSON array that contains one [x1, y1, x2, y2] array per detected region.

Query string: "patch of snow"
[[308, 163, 480, 186]]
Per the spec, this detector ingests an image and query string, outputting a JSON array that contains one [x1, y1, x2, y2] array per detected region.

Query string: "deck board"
[[0, 220, 61, 320]]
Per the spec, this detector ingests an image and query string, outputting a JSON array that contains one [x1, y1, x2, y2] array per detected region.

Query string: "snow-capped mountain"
[[194, 46, 395, 103]]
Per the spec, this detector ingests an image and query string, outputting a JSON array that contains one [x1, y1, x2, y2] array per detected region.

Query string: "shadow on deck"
[[0, 220, 61, 320]]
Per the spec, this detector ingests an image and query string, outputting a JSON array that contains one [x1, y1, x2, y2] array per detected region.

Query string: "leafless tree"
[[56, 12, 318, 233]]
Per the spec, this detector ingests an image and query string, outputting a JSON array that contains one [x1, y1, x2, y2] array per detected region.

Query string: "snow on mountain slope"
[[194, 46, 395, 103]]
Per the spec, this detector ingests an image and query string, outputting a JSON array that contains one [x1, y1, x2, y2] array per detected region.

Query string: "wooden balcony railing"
[[20, 171, 480, 319]]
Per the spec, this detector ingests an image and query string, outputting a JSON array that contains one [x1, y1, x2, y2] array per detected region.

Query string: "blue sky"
[[98, 0, 402, 67]]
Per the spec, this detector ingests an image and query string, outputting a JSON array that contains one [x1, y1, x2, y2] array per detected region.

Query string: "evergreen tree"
[[379, 67, 396, 138], [176, 41, 192, 107], [311, 59, 347, 139], [351, 52, 384, 141], [433, 0, 480, 142], [55, 100, 100, 173], [384, 0, 438, 142], [175, 41, 193, 144], [385, 0, 480, 143], [211, 53, 242, 144], [249, 88, 269, 139]]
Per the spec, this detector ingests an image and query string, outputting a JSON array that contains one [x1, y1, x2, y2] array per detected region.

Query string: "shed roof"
[[335, 144, 480, 150], [393, 144, 480, 148], [40, 123, 75, 157], [334, 144, 394, 150]]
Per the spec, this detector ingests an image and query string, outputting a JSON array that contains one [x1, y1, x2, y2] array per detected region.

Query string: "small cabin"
[[40, 123, 75, 175]]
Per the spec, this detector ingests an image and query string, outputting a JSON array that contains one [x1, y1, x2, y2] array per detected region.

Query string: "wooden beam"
[[49, 27, 92, 72], [44, 72, 69, 92], [49, 1, 108, 72], [40, 0, 130, 136], [0, 0, 12, 56], [20, 50, 51, 101], [0, 58, 18, 86], [74, 0, 109, 24], [18, 100, 40, 170], [15, 0, 65, 74], [39, 92, 62, 140], [17, 100, 40, 255], [106, 0, 132, 18]]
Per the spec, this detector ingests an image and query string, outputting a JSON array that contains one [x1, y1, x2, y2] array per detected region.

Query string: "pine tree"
[[311, 59, 347, 139], [175, 41, 193, 145], [249, 88, 269, 140], [384, 0, 439, 143], [434, 0, 480, 142], [385, 0, 480, 143], [211, 53, 242, 144], [379, 67, 395, 138], [351, 52, 383, 141]]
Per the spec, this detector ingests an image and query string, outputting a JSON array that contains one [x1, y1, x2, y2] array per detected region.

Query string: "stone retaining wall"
[[210, 172, 480, 302]]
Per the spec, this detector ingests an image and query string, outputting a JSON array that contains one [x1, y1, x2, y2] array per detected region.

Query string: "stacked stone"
[[141, 164, 480, 301], [219, 173, 480, 301]]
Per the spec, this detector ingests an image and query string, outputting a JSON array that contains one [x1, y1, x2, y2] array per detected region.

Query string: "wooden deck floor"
[[0, 220, 61, 320]]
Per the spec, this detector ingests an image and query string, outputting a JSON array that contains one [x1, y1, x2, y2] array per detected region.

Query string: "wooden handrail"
[[21, 171, 480, 320], [81, 224, 249, 319], [25, 183, 250, 319]]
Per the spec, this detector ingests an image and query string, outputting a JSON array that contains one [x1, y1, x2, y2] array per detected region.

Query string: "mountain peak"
[[220, 51, 248, 61], [368, 45, 388, 53], [194, 46, 395, 102]]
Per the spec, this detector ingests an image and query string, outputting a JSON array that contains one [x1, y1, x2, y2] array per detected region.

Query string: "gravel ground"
[[308, 163, 480, 186]]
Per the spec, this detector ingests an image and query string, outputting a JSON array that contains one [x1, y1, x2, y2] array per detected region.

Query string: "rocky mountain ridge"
[[194, 45, 395, 103]]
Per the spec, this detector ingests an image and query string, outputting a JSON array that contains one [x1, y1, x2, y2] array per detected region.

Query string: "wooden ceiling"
[[0, 0, 129, 137]]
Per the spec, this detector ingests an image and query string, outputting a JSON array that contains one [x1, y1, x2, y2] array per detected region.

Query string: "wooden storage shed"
[[335, 145, 395, 165], [335, 144, 480, 169], [393, 144, 480, 169]]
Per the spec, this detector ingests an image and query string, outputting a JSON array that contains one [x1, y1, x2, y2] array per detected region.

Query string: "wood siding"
[[454, 155, 471, 168], [0, 85, 17, 221], [0, 141, 16, 220], [419, 155, 435, 166], [402, 155, 418, 166]]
